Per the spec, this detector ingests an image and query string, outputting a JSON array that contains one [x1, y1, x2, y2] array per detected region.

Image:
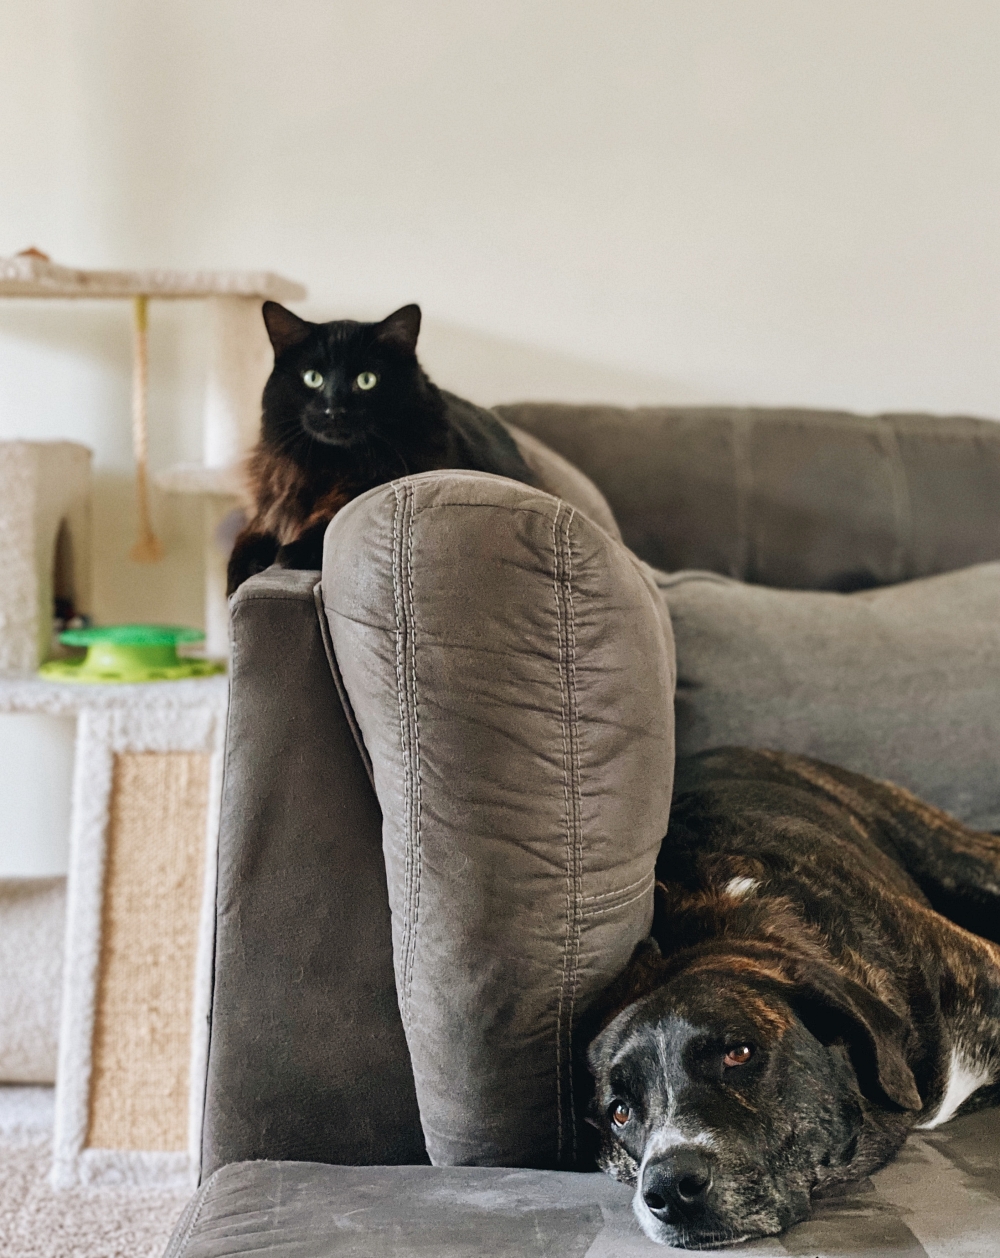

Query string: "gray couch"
[[166, 405, 1000, 1257]]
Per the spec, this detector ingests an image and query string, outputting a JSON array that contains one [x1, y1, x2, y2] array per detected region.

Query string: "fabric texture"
[[658, 562, 1000, 830], [501, 421, 622, 541], [88, 752, 209, 1154], [496, 403, 1000, 591], [165, 1106, 1000, 1258], [200, 569, 426, 1179], [324, 471, 675, 1169]]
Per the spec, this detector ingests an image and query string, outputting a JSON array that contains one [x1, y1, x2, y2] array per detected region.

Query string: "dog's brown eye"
[[723, 1044, 753, 1067], [610, 1102, 631, 1127]]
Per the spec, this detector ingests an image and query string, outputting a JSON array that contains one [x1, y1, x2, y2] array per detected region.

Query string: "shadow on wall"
[[1, 300, 701, 422], [306, 310, 708, 410]]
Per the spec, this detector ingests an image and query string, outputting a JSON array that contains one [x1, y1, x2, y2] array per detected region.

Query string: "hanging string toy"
[[128, 294, 164, 563]]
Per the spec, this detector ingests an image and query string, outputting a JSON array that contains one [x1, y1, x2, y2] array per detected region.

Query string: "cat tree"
[[0, 254, 304, 1189], [0, 252, 306, 655]]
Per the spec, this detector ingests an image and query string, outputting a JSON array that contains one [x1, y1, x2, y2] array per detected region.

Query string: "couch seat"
[[164, 1108, 1000, 1257]]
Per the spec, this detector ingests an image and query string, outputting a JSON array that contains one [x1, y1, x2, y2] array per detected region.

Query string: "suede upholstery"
[[169, 1108, 1000, 1258], [658, 562, 1000, 831], [324, 471, 675, 1168], [496, 404, 1000, 589], [503, 421, 622, 540], [201, 569, 425, 1178]]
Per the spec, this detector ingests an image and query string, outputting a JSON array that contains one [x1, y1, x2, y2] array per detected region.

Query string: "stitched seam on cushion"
[[410, 502, 559, 519], [553, 502, 583, 1167], [583, 881, 655, 917], [553, 501, 571, 1166], [731, 412, 753, 581], [162, 1165, 223, 1258], [404, 483, 423, 1015], [564, 506, 583, 1166], [882, 418, 914, 582], [392, 482, 415, 1027], [583, 871, 655, 903]]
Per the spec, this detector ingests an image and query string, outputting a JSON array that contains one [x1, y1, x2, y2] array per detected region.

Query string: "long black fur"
[[227, 302, 534, 593]]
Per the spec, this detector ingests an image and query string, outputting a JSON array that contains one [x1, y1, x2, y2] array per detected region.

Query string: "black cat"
[[226, 302, 535, 593]]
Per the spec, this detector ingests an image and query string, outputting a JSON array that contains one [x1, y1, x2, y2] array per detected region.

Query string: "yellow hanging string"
[[129, 294, 164, 563]]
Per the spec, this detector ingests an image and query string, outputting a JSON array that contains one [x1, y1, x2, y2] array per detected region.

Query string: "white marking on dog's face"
[[633, 1123, 720, 1242], [590, 988, 827, 1245], [606, 1020, 723, 1244], [914, 1045, 990, 1129], [724, 876, 760, 899]]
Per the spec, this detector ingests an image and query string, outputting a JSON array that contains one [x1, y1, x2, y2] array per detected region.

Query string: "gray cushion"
[[659, 562, 1000, 830], [497, 403, 1000, 591], [165, 1107, 1000, 1257], [324, 471, 675, 1169], [502, 421, 622, 541], [165, 1163, 639, 1258], [201, 569, 426, 1178]]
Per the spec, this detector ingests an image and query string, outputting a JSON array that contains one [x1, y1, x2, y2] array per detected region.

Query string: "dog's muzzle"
[[641, 1146, 714, 1223]]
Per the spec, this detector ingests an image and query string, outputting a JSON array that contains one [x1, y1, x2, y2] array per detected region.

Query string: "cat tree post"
[[200, 296, 275, 657], [0, 253, 306, 659]]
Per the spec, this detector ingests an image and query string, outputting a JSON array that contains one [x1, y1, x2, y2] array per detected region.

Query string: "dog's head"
[[587, 939, 920, 1248]]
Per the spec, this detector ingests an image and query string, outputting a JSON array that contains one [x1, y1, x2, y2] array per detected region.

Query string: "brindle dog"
[[587, 747, 1000, 1248]]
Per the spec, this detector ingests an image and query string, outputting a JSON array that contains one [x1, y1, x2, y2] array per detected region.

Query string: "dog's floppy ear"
[[789, 960, 922, 1112]]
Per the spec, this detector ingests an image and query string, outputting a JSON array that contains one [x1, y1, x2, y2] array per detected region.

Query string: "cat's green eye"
[[302, 369, 324, 389], [356, 371, 378, 391]]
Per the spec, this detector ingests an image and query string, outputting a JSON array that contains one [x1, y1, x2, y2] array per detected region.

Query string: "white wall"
[[1, 1, 999, 865], [5, 0, 1000, 628]]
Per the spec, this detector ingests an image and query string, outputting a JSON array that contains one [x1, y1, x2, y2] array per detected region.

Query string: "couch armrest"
[[201, 567, 426, 1178]]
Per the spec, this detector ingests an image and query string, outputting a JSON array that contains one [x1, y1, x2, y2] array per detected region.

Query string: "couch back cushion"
[[659, 562, 1000, 831], [501, 421, 621, 540], [496, 404, 1000, 591], [324, 471, 675, 1169]]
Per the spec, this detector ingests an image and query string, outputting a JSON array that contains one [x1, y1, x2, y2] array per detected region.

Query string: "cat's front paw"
[[227, 530, 280, 594], [275, 520, 329, 573]]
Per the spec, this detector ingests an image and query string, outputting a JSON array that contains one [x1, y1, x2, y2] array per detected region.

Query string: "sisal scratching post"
[[86, 753, 209, 1154], [129, 296, 164, 564], [9, 677, 229, 1190]]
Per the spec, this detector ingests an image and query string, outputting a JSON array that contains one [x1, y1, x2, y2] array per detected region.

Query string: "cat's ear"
[[376, 304, 421, 355], [262, 301, 312, 357]]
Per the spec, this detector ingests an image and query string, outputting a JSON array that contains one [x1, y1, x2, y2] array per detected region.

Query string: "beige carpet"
[[0, 1087, 188, 1258]]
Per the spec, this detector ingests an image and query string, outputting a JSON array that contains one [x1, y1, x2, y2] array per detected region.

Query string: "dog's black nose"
[[641, 1147, 713, 1218]]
